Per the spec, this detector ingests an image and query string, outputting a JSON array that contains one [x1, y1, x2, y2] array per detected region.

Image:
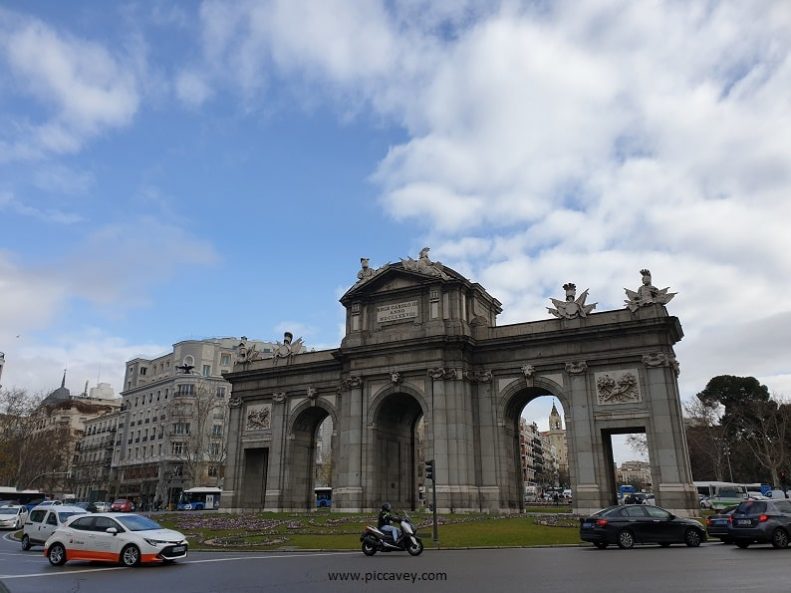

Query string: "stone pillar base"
[[333, 486, 364, 511]]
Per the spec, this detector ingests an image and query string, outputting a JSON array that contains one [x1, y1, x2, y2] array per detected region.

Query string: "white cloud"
[[0, 191, 83, 224], [187, 0, 791, 399], [0, 10, 143, 160], [175, 69, 213, 108], [0, 328, 167, 397]]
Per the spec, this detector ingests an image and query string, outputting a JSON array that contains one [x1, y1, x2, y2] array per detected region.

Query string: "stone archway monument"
[[221, 251, 697, 516]]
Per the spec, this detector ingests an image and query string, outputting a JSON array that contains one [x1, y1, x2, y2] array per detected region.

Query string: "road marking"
[[0, 551, 358, 579], [181, 551, 359, 564]]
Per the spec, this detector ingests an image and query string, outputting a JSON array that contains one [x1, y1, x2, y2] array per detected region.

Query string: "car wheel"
[[48, 543, 67, 566], [771, 528, 789, 549], [121, 544, 141, 566], [21, 534, 31, 551], [594, 542, 608, 549], [361, 539, 377, 556], [721, 538, 733, 545], [616, 530, 635, 549], [735, 541, 750, 549], [684, 528, 702, 547]]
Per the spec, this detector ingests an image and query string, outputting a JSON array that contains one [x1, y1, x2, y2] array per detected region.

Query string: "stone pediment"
[[341, 263, 462, 303]]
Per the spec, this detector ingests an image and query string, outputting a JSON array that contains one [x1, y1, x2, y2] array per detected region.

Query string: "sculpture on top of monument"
[[624, 269, 676, 312], [401, 247, 450, 279], [273, 331, 305, 365], [354, 256, 385, 286], [547, 283, 597, 319]]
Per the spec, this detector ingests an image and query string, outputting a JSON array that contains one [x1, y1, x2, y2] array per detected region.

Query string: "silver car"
[[0, 505, 28, 530]]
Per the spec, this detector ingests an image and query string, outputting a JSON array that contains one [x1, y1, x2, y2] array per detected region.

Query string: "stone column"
[[264, 392, 287, 510], [564, 361, 604, 514], [334, 376, 363, 511], [220, 395, 244, 511], [642, 353, 697, 514]]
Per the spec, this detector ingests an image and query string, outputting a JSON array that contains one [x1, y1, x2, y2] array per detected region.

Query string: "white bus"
[[694, 481, 748, 510], [176, 487, 221, 511]]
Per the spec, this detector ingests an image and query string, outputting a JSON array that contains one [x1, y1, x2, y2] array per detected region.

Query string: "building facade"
[[113, 337, 273, 509], [27, 377, 120, 497], [541, 401, 569, 484], [72, 408, 121, 501]]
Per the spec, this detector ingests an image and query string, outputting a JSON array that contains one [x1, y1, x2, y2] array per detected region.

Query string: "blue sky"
[[1, 2, 791, 465]]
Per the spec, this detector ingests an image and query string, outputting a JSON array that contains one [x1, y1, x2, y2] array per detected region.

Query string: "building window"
[[209, 442, 221, 456], [211, 424, 223, 437], [208, 465, 218, 477], [140, 367, 147, 376], [202, 365, 211, 377], [173, 422, 190, 435], [216, 386, 226, 398], [176, 384, 194, 397], [172, 442, 183, 455], [220, 353, 231, 366]]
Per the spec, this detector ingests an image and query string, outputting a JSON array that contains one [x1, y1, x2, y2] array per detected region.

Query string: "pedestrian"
[[553, 492, 559, 506]]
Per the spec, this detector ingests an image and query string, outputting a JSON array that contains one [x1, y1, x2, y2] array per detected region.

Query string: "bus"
[[176, 487, 222, 511], [0, 487, 48, 508], [694, 481, 748, 510], [314, 487, 332, 508]]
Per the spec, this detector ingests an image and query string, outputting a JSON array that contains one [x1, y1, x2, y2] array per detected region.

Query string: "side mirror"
[[668, 514, 676, 520], [106, 527, 118, 535]]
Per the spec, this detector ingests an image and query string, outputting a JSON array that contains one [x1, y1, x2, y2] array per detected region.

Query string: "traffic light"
[[425, 459, 435, 481]]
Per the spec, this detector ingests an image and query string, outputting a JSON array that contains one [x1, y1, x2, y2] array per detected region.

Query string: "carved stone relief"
[[463, 369, 492, 383], [565, 361, 588, 375], [595, 370, 641, 405], [428, 367, 457, 380], [245, 403, 272, 430], [642, 352, 680, 376]]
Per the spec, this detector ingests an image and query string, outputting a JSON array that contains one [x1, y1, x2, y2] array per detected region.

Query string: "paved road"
[[1, 531, 788, 593]]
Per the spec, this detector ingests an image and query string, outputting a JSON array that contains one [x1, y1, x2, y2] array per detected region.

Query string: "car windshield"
[[116, 515, 162, 531], [58, 511, 85, 522], [0, 508, 19, 515]]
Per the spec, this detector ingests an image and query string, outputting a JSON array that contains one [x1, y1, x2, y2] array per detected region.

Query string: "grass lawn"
[[154, 511, 581, 551]]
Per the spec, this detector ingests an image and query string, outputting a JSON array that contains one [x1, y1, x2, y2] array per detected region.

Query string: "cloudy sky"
[[1, 1, 790, 461]]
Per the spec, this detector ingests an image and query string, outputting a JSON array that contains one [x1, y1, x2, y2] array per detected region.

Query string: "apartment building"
[[113, 337, 273, 509]]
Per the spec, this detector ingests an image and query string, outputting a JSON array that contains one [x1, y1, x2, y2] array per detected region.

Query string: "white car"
[[44, 513, 188, 567], [0, 505, 28, 530], [22, 505, 88, 550]]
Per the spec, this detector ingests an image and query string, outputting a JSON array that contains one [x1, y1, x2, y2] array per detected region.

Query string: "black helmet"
[[381, 502, 392, 511]]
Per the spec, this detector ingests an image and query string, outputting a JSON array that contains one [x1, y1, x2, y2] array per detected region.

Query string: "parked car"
[[44, 513, 188, 567], [632, 493, 656, 505], [705, 505, 738, 544], [580, 504, 706, 549], [0, 505, 28, 530], [728, 499, 791, 548], [110, 499, 136, 512], [21, 505, 88, 550], [92, 501, 112, 513]]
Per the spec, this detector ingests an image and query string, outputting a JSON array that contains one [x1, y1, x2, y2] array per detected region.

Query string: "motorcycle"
[[360, 514, 424, 556]]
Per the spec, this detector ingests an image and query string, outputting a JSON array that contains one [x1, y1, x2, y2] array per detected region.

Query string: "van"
[[21, 505, 88, 550]]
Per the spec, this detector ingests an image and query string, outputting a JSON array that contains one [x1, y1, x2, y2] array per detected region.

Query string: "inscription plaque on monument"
[[377, 300, 418, 323]]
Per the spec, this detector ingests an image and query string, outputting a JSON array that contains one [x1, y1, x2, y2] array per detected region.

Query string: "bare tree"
[[683, 398, 730, 481], [0, 389, 44, 486], [737, 396, 791, 487], [170, 381, 228, 488]]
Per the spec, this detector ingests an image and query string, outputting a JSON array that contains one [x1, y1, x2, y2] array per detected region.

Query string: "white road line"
[[0, 551, 359, 579]]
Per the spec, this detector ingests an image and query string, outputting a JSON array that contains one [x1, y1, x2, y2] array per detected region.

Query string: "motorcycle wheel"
[[407, 539, 424, 556], [362, 539, 377, 556]]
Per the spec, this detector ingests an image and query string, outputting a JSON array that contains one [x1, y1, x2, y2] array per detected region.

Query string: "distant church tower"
[[542, 400, 568, 479], [549, 401, 563, 431]]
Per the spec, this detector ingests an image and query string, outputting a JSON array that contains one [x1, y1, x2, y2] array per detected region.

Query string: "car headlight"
[[144, 538, 170, 546]]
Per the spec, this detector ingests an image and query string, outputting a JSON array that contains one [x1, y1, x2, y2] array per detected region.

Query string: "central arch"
[[283, 401, 337, 510], [370, 392, 425, 511], [499, 381, 572, 512]]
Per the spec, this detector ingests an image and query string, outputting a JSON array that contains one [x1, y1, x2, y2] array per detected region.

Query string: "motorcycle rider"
[[378, 502, 401, 544]]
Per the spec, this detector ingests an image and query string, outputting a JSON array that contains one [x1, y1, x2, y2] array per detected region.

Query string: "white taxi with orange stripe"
[[43, 513, 188, 567]]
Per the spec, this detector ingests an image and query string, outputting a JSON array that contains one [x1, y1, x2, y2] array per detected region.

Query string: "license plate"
[[713, 519, 726, 525], [582, 522, 593, 529], [170, 546, 186, 553], [736, 519, 751, 526]]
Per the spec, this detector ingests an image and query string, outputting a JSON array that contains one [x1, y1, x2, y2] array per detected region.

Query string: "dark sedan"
[[580, 504, 706, 549], [727, 499, 791, 548], [705, 506, 737, 543]]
